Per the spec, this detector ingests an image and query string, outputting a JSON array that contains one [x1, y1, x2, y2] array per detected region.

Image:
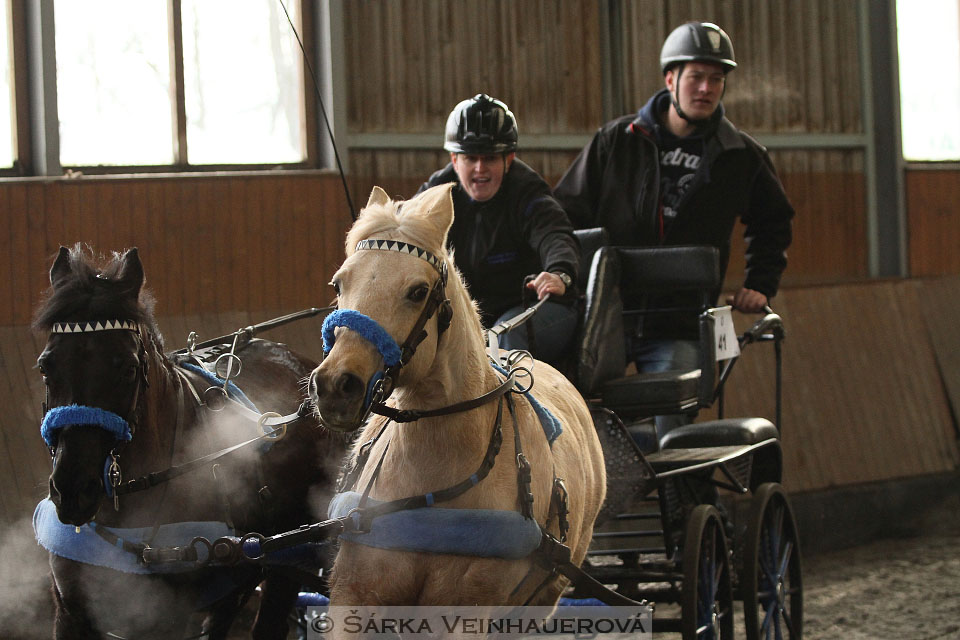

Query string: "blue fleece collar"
[[41, 405, 132, 447]]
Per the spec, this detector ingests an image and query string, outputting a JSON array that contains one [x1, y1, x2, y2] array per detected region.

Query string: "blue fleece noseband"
[[322, 309, 402, 366], [323, 310, 401, 407], [41, 405, 132, 447]]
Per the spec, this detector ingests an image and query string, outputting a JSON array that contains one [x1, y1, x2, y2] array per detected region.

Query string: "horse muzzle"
[[308, 366, 369, 433], [49, 468, 103, 526]]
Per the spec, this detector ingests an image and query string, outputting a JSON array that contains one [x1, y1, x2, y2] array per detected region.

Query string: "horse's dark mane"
[[33, 244, 163, 346]]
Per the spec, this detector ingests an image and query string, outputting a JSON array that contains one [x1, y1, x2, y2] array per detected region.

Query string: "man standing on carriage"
[[417, 93, 580, 368], [553, 21, 795, 437]]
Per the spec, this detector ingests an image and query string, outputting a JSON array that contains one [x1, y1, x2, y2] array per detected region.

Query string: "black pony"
[[33, 245, 343, 639]]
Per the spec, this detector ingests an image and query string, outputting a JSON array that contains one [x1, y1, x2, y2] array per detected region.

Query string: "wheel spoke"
[[760, 605, 774, 640], [778, 540, 794, 579]]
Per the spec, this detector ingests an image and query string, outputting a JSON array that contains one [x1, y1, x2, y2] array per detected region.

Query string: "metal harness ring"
[[258, 411, 287, 440], [202, 385, 228, 411], [240, 532, 267, 561]]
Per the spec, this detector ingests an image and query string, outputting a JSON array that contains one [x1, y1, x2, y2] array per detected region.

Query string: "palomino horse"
[[309, 184, 606, 606], [33, 246, 344, 639]]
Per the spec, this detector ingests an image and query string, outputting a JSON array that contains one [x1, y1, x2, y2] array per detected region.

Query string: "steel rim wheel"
[[682, 504, 735, 640], [743, 482, 804, 640]]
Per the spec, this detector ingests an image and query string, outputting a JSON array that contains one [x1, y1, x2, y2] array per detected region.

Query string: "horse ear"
[[366, 186, 391, 209], [116, 248, 144, 296], [50, 247, 72, 288], [409, 183, 455, 240]]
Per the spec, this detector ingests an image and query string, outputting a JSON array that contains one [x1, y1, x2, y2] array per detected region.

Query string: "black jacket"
[[554, 89, 794, 338], [418, 159, 579, 326]]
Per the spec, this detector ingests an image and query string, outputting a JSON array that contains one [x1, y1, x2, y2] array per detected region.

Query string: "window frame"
[[3, 0, 321, 177]]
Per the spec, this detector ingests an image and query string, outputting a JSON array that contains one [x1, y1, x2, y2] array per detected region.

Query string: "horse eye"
[[407, 284, 429, 303], [330, 280, 341, 295], [36, 355, 51, 377]]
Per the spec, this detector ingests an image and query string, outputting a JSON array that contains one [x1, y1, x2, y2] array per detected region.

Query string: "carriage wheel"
[[681, 504, 735, 640], [742, 482, 803, 640]]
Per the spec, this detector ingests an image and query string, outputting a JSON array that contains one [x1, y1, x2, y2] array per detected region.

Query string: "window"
[[54, 0, 305, 168], [897, 0, 960, 161]]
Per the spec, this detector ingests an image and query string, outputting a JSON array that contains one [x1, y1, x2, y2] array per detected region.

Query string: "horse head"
[[36, 246, 156, 526], [308, 184, 484, 432]]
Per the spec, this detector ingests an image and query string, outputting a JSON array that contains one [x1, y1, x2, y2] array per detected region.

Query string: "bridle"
[[40, 318, 310, 512], [41, 319, 149, 509], [320, 238, 453, 421]]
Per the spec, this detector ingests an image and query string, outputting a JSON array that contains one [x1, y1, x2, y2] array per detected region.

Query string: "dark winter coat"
[[554, 89, 794, 339], [418, 159, 579, 326]]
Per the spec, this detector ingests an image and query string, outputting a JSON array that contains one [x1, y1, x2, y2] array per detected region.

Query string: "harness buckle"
[[107, 452, 122, 511], [552, 478, 570, 543]]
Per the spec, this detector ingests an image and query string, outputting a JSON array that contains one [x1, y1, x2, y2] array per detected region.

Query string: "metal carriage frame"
[[564, 235, 803, 640]]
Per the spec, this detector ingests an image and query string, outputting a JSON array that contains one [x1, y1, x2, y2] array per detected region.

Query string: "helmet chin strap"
[[669, 63, 727, 126]]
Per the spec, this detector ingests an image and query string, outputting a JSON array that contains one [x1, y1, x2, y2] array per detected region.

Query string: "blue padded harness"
[[327, 491, 542, 559], [41, 405, 132, 447], [490, 361, 562, 446], [33, 497, 233, 574]]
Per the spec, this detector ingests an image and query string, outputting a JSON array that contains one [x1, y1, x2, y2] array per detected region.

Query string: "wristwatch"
[[552, 271, 573, 289]]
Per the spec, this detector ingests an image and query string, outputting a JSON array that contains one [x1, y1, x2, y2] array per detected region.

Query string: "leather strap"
[[370, 369, 517, 422]]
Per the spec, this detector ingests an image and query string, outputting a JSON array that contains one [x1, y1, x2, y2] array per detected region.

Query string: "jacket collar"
[[629, 88, 743, 152]]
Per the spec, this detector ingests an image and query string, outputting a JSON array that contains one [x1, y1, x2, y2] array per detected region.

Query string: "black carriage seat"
[[576, 245, 719, 418], [659, 417, 778, 448], [572, 227, 610, 292], [660, 417, 784, 487]]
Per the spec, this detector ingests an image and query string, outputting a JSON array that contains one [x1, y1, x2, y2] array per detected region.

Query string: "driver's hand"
[[526, 271, 566, 300], [727, 287, 768, 313]]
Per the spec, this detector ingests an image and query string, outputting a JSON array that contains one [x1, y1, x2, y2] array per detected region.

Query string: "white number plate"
[[711, 306, 740, 361]]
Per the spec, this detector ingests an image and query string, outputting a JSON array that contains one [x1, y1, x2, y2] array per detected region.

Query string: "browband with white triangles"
[[51, 320, 139, 334], [355, 239, 446, 277]]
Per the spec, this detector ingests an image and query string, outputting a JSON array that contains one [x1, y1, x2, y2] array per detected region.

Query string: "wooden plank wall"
[[0, 172, 353, 326], [906, 169, 960, 277], [697, 278, 960, 492]]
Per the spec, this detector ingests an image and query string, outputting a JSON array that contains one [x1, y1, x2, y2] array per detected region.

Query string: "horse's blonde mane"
[[345, 185, 485, 352], [345, 192, 447, 259]]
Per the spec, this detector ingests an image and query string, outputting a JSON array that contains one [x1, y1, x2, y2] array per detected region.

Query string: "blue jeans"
[[494, 301, 579, 368], [629, 338, 701, 440]]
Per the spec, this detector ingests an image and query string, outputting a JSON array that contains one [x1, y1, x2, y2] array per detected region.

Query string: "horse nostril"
[[335, 373, 363, 399], [49, 478, 62, 506]]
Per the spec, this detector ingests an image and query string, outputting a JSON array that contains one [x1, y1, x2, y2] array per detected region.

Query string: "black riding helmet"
[[660, 22, 736, 123], [443, 94, 519, 154]]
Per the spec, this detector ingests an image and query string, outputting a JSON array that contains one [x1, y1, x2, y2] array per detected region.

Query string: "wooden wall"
[[0, 172, 352, 327], [906, 169, 960, 277]]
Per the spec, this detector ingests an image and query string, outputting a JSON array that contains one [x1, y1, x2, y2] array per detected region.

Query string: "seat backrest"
[[575, 246, 626, 396], [617, 245, 720, 310], [617, 246, 721, 408], [572, 227, 609, 292]]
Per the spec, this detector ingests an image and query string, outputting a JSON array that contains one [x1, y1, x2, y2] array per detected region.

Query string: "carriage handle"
[[714, 305, 785, 431]]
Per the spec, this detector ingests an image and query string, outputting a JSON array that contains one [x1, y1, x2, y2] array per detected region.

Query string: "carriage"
[[35, 185, 800, 639]]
